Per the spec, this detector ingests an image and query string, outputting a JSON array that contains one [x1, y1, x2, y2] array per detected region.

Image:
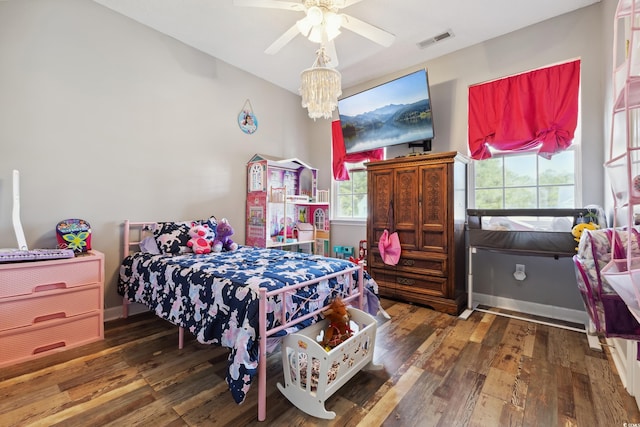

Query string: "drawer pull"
[[33, 282, 67, 292], [33, 342, 66, 354], [402, 259, 415, 266], [397, 277, 415, 285], [33, 312, 67, 323]]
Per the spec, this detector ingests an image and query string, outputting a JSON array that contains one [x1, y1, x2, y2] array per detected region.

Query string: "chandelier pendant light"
[[299, 46, 342, 120]]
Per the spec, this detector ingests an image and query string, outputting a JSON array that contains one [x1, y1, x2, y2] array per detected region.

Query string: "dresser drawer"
[[370, 249, 447, 276], [0, 284, 102, 330], [0, 252, 103, 298], [393, 272, 447, 297], [369, 268, 397, 294], [395, 254, 447, 277], [0, 311, 103, 367]]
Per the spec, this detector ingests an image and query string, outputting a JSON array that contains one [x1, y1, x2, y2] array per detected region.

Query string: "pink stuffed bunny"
[[187, 223, 213, 254]]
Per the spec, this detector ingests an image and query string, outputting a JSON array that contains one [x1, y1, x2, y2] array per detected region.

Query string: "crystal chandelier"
[[299, 47, 342, 120]]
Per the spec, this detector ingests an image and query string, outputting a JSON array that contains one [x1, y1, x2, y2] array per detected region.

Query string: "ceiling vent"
[[417, 30, 454, 49]]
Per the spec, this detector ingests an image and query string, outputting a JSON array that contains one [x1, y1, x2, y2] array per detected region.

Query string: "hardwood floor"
[[1, 298, 639, 426]]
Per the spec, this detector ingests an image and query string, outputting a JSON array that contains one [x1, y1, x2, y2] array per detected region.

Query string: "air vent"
[[417, 30, 454, 49]]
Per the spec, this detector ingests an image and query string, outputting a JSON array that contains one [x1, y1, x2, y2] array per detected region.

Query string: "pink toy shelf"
[[602, 0, 640, 322]]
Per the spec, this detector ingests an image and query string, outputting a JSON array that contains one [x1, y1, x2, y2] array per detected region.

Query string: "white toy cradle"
[[277, 307, 380, 419]]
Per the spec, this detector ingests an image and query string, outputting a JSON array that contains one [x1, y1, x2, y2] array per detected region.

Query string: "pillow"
[[139, 236, 160, 254], [153, 221, 193, 254], [202, 215, 218, 233], [152, 216, 218, 254]]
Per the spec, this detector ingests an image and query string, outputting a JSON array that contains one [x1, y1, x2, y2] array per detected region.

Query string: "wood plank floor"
[[1, 298, 639, 426]]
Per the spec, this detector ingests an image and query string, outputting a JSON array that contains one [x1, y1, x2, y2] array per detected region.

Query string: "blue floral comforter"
[[118, 246, 378, 404]]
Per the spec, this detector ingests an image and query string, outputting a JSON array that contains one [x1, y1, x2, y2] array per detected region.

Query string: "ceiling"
[[92, 0, 601, 94]]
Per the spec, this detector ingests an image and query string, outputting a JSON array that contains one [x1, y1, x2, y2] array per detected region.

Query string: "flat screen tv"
[[338, 69, 434, 154]]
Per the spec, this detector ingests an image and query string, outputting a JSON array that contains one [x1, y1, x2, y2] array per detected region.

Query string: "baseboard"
[[104, 303, 149, 322], [472, 292, 588, 325]]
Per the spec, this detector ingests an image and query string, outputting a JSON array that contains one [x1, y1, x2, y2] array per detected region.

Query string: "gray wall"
[[0, 0, 314, 309], [330, 1, 611, 315], [0, 0, 614, 316]]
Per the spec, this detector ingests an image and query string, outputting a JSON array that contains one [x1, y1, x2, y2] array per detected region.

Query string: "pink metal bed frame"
[[120, 220, 366, 421]]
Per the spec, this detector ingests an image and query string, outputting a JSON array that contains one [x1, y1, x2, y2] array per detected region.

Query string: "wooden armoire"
[[366, 151, 468, 315]]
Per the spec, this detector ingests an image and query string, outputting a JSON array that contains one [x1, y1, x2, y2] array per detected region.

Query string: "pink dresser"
[[0, 250, 104, 367]]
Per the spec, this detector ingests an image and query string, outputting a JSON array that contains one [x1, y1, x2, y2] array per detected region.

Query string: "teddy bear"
[[320, 297, 353, 351], [571, 222, 600, 252], [212, 218, 238, 252], [187, 223, 214, 254]]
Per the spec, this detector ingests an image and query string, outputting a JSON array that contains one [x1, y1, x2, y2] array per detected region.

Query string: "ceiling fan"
[[233, 0, 395, 66]]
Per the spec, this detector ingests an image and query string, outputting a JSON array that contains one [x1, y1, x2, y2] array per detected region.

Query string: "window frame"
[[331, 161, 369, 222], [469, 144, 582, 210]]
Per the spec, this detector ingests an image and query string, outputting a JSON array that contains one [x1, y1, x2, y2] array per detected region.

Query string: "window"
[[249, 163, 264, 192], [314, 209, 327, 231], [333, 162, 368, 220], [473, 149, 576, 209]]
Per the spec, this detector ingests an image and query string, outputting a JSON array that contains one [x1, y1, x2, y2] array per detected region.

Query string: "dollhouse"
[[246, 154, 330, 256]]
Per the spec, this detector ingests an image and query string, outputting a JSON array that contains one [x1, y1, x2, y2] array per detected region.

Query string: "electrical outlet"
[[513, 264, 527, 281]]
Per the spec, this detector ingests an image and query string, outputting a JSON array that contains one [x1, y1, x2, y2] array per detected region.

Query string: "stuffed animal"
[[321, 297, 353, 351], [187, 223, 213, 254], [571, 222, 599, 251], [213, 218, 238, 252]]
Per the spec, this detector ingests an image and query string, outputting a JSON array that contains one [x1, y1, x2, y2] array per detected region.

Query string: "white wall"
[[0, 0, 313, 309], [329, 1, 610, 312]]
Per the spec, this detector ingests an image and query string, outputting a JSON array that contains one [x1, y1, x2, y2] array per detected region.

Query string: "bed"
[[118, 219, 379, 421]]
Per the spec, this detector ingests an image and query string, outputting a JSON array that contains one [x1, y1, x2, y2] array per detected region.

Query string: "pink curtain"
[[468, 59, 580, 160], [332, 120, 384, 180]]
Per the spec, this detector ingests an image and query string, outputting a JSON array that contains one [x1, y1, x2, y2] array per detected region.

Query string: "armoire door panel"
[[395, 168, 419, 250], [397, 230, 417, 248], [395, 168, 418, 224], [420, 165, 447, 227], [370, 171, 393, 229], [422, 230, 446, 253]]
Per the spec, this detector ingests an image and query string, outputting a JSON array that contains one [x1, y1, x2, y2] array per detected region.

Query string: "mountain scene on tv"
[[340, 98, 433, 153]]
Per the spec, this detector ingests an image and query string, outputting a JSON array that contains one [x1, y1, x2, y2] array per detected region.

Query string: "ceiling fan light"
[[306, 6, 323, 26], [325, 12, 342, 31], [308, 25, 324, 43], [296, 17, 312, 36], [325, 26, 341, 41]]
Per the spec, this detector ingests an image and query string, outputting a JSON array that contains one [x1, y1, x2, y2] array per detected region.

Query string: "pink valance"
[[468, 59, 580, 160], [331, 120, 384, 181]]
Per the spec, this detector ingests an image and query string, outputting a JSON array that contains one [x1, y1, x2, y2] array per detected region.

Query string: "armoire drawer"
[[0, 311, 103, 367], [0, 253, 103, 298], [0, 283, 102, 330], [395, 254, 447, 277], [393, 272, 447, 297], [369, 249, 447, 276]]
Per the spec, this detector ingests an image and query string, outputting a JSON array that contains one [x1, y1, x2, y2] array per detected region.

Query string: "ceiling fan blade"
[[340, 13, 395, 47], [265, 24, 301, 55], [342, 0, 366, 7], [325, 40, 339, 68], [233, 0, 305, 12], [296, 16, 312, 37]]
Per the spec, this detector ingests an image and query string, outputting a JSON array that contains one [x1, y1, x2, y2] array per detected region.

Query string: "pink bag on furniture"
[[378, 229, 401, 265]]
